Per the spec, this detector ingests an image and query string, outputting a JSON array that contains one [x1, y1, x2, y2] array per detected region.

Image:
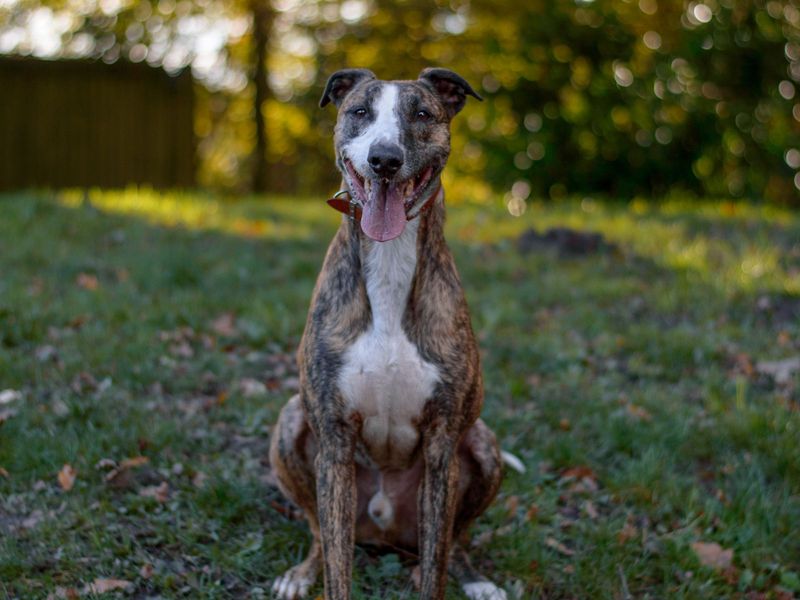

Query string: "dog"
[[269, 68, 508, 600]]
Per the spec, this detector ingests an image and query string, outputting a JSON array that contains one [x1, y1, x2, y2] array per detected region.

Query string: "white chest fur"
[[338, 219, 441, 468]]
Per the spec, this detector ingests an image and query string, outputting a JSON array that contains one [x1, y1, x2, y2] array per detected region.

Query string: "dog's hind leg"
[[270, 395, 322, 600], [451, 419, 506, 600], [453, 419, 503, 539]]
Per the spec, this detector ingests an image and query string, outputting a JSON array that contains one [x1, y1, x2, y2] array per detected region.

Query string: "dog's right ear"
[[319, 68, 376, 108]]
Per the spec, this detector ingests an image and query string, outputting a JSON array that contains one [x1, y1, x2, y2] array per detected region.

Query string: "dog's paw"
[[271, 567, 314, 600], [462, 581, 508, 600]]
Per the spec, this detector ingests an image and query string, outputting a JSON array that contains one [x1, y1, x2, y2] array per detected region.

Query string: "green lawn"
[[1, 189, 799, 599]]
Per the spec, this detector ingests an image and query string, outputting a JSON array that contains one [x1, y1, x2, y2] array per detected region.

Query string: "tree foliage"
[[1, 0, 799, 203]]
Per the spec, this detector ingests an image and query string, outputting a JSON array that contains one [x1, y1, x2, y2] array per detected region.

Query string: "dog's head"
[[320, 68, 481, 242]]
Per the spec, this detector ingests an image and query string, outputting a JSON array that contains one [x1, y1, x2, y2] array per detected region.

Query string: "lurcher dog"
[[269, 68, 509, 600]]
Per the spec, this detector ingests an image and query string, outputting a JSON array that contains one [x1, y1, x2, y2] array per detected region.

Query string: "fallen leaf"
[[0, 467, 8, 477], [722, 565, 740, 585], [0, 408, 17, 425], [545, 536, 575, 556], [691, 541, 734, 570], [626, 403, 653, 421], [22, 509, 45, 529], [583, 500, 599, 519], [470, 523, 516, 548], [139, 563, 154, 579], [84, 578, 133, 593], [47, 587, 80, 600], [35, 345, 58, 362], [525, 503, 539, 522], [105, 455, 150, 487], [560, 465, 599, 493], [504, 495, 520, 518], [192, 471, 208, 488], [169, 341, 194, 358], [210, 312, 238, 337], [618, 520, 638, 544], [139, 481, 169, 503], [94, 458, 116, 470], [58, 464, 77, 491], [0, 389, 22, 405], [76, 273, 99, 291], [239, 378, 267, 398], [561, 466, 597, 481], [120, 456, 149, 469], [756, 357, 800, 386]]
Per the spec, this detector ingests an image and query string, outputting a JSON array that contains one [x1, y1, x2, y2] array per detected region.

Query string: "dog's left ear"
[[418, 68, 483, 119], [319, 68, 376, 108]]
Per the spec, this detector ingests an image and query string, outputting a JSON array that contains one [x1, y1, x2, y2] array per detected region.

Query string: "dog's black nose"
[[367, 143, 404, 178]]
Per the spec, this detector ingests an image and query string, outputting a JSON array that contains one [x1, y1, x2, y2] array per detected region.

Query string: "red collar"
[[326, 184, 442, 223]]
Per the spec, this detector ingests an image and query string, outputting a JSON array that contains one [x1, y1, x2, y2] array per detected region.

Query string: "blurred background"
[[1, 0, 800, 206]]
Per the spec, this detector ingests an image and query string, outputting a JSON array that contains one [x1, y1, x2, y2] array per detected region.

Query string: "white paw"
[[463, 581, 508, 600], [271, 568, 314, 600]]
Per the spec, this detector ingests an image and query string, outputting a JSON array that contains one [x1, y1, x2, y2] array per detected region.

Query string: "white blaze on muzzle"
[[343, 84, 413, 242], [343, 83, 401, 174]]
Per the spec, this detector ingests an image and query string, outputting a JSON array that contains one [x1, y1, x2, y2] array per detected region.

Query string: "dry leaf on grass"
[[21, 510, 45, 529], [139, 563, 154, 579], [119, 455, 149, 469], [104, 455, 150, 488], [626, 403, 653, 421], [58, 464, 77, 491], [84, 578, 133, 594], [618, 520, 638, 544], [560, 465, 599, 493], [0, 408, 17, 425], [192, 471, 208, 488], [691, 541, 734, 570], [583, 500, 599, 519], [139, 481, 169, 503], [239, 378, 268, 398], [0, 389, 22, 404], [210, 312, 238, 337], [545, 536, 575, 556], [47, 587, 80, 600], [470, 523, 516, 548], [0, 466, 8, 478], [756, 357, 800, 386], [76, 273, 99, 291]]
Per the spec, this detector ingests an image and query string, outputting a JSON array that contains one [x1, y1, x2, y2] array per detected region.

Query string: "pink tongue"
[[361, 181, 406, 242]]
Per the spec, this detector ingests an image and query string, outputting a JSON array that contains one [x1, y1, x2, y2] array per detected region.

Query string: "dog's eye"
[[353, 107, 367, 118], [416, 109, 432, 121]]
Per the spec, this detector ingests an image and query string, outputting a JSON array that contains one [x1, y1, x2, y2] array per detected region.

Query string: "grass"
[[0, 188, 799, 599]]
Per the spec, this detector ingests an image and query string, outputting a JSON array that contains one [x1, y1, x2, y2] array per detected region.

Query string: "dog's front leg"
[[418, 422, 460, 599], [315, 419, 358, 600]]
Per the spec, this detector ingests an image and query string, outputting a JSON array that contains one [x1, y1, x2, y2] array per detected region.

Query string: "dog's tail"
[[500, 450, 526, 474]]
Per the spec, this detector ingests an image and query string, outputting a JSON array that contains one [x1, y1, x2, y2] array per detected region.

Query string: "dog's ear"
[[418, 68, 482, 118], [319, 68, 377, 108]]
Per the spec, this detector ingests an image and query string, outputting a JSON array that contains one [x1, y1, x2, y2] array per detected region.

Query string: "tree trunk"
[[250, 0, 270, 194]]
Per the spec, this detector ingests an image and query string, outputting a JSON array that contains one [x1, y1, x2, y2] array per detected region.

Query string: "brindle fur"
[[269, 68, 504, 600]]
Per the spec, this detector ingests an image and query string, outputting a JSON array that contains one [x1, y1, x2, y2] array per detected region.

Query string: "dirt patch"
[[518, 227, 618, 255], [756, 293, 800, 325]]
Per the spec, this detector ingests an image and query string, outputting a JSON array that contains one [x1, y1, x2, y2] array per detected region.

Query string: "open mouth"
[[344, 160, 434, 242]]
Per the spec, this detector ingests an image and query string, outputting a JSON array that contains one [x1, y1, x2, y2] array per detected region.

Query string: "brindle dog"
[[269, 68, 508, 600]]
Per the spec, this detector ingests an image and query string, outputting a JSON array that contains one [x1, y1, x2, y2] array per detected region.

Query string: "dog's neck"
[[361, 217, 421, 335], [345, 185, 446, 334]]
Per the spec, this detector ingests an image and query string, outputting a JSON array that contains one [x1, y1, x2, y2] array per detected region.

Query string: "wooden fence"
[[0, 56, 195, 190]]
